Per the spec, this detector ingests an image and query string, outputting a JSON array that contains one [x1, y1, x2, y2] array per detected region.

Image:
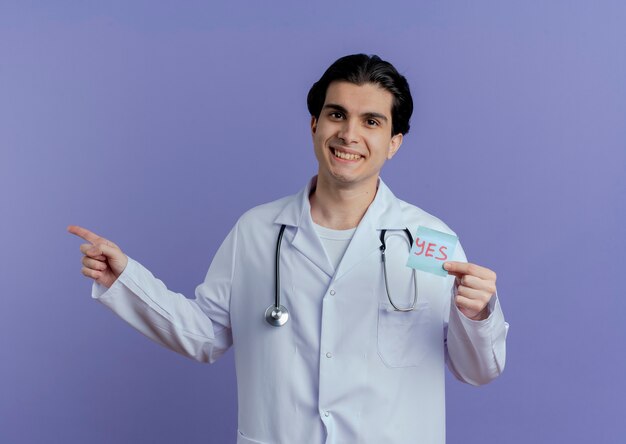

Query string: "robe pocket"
[[377, 300, 432, 368]]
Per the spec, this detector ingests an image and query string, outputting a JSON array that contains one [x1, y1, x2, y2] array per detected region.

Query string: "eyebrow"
[[322, 103, 389, 123]]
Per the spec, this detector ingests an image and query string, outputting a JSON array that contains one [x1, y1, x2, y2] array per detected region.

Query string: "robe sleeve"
[[443, 241, 509, 385], [91, 222, 239, 364]]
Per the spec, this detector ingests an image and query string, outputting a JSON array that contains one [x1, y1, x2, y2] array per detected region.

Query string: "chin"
[[327, 169, 363, 186]]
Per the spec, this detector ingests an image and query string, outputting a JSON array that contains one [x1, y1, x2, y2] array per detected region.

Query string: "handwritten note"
[[406, 226, 458, 277]]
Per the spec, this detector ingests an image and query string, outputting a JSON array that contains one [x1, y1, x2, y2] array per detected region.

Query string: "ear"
[[387, 133, 403, 159], [310, 116, 318, 135]]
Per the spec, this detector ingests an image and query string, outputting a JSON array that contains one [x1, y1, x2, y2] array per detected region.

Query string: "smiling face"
[[311, 81, 403, 190]]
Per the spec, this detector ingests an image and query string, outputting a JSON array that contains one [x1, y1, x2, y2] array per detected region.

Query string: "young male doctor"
[[69, 54, 508, 444]]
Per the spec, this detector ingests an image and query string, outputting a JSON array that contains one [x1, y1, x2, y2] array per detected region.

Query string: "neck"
[[309, 174, 379, 230]]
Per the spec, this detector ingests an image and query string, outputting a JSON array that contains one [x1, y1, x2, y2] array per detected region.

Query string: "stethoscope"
[[265, 224, 419, 327]]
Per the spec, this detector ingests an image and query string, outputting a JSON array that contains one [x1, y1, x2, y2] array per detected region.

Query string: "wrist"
[[470, 306, 490, 321]]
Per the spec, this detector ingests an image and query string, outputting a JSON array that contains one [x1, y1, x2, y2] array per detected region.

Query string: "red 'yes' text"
[[414, 237, 448, 261]]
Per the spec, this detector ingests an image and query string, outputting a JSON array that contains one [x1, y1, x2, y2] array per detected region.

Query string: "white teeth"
[[333, 148, 361, 161]]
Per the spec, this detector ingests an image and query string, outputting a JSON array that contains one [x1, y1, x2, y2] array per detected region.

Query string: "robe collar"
[[274, 175, 407, 280]]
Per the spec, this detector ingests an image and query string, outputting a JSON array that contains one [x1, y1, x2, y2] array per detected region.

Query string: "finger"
[[81, 266, 102, 280], [97, 243, 120, 258], [458, 274, 497, 294], [80, 243, 106, 260], [444, 261, 496, 281], [456, 285, 493, 302], [448, 270, 465, 279], [455, 294, 486, 314], [82, 256, 108, 271], [68, 225, 103, 244]]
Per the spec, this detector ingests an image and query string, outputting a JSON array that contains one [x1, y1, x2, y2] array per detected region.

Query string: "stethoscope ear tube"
[[379, 228, 413, 252], [266, 224, 289, 326]]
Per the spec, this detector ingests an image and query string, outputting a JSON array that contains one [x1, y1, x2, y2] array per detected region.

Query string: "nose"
[[337, 118, 359, 144]]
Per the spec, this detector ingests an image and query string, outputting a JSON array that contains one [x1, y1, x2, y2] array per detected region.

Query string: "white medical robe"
[[92, 176, 509, 444]]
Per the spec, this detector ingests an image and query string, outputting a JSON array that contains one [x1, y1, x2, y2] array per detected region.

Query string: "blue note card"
[[406, 226, 458, 277]]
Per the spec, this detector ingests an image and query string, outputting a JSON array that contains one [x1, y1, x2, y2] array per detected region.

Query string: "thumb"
[[93, 243, 128, 276]]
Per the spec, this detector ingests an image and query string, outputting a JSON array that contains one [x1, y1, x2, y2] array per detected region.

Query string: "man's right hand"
[[67, 225, 129, 289]]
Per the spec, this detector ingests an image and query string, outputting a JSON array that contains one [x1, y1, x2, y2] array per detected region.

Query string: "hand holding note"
[[405, 226, 497, 321], [443, 261, 497, 321]]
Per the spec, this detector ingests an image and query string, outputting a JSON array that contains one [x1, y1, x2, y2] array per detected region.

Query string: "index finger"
[[443, 261, 496, 281], [67, 225, 102, 244]]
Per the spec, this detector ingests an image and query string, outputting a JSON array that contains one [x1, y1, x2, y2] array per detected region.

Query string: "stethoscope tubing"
[[275, 224, 287, 309], [379, 229, 419, 312], [266, 225, 418, 327]]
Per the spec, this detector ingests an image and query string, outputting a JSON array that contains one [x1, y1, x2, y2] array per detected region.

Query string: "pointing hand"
[[67, 225, 129, 289]]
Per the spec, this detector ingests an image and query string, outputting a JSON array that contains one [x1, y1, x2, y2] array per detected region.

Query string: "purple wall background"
[[2, 1, 625, 442]]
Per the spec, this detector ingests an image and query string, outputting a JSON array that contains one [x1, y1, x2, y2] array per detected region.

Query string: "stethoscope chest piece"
[[265, 304, 289, 327]]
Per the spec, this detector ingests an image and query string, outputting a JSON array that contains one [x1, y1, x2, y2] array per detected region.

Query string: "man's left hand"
[[443, 261, 497, 321]]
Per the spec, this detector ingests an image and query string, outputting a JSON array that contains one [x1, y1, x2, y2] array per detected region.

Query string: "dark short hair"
[[307, 54, 413, 136]]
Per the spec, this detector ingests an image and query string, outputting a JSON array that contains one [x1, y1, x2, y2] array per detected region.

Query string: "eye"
[[329, 111, 344, 120], [366, 119, 379, 127]]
